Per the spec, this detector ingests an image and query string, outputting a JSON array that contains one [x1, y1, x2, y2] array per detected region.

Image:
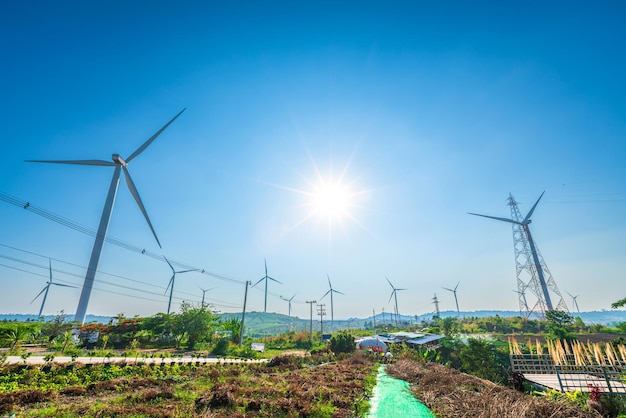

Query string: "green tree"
[[219, 317, 242, 344], [459, 338, 508, 384], [441, 317, 460, 337], [172, 302, 217, 350], [329, 331, 355, 354], [612, 297, 626, 309], [545, 310, 576, 341]]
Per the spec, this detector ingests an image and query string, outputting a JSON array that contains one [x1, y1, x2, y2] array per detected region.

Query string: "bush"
[[329, 332, 355, 355], [211, 339, 229, 356]]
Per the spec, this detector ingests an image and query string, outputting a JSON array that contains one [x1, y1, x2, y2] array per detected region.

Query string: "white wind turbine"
[[442, 282, 460, 315], [27, 109, 185, 323], [386, 277, 407, 327], [164, 256, 197, 314], [321, 275, 344, 324], [31, 259, 77, 319], [280, 293, 296, 317], [567, 291, 581, 314], [198, 286, 215, 309], [253, 259, 281, 313]]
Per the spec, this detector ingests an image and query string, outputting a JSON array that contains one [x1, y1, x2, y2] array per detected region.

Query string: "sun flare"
[[312, 181, 351, 219]]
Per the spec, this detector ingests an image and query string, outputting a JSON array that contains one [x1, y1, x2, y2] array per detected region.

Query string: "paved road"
[[4, 355, 266, 365]]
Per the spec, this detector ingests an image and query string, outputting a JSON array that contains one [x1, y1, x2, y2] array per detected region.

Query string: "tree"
[[459, 338, 508, 384], [545, 310, 576, 341], [330, 331, 355, 355], [441, 317, 460, 337], [611, 297, 626, 309], [172, 302, 217, 350], [219, 317, 242, 344]]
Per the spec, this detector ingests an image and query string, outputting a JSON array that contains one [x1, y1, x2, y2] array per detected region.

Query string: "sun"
[[312, 181, 351, 220]]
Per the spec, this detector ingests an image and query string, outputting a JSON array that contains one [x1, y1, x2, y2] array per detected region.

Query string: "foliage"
[[172, 302, 217, 350], [219, 317, 242, 344], [211, 339, 229, 356], [545, 310, 576, 341], [611, 297, 626, 309], [458, 338, 509, 385], [329, 331, 355, 355]]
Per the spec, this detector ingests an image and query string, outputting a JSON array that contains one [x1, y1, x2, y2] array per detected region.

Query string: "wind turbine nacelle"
[[112, 154, 127, 166]]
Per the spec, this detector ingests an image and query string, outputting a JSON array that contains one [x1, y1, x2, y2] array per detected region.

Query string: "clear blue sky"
[[1, 1, 625, 319]]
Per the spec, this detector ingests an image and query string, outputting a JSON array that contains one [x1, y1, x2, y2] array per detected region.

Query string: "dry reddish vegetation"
[[1, 354, 376, 417], [386, 359, 601, 418]]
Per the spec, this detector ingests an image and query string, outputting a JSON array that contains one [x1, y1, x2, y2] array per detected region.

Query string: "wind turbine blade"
[[178, 269, 197, 274], [385, 276, 394, 289], [51, 283, 78, 289], [454, 282, 459, 291], [289, 293, 297, 301], [30, 287, 47, 304], [268, 276, 282, 284], [397, 288, 407, 291], [123, 167, 161, 248], [523, 191, 545, 224], [252, 277, 265, 287], [264, 258, 268, 277], [334, 290, 345, 295], [320, 289, 331, 300], [165, 275, 175, 294], [164, 256, 175, 273], [327, 275, 332, 289], [388, 291, 395, 304], [126, 108, 186, 163], [468, 212, 521, 225], [25, 159, 116, 166], [443, 287, 453, 292]]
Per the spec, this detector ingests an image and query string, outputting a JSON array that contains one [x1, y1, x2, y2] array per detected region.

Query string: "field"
[[386, 359, 604, 418], [0, 354, 377, 417]]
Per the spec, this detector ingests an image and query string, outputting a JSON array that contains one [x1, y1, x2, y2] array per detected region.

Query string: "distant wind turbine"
[[27, 109, 186, 323], [164, 256, 197, 314], [31, 259, 77, 318], [280, 293, 296, 317], [198, 286, 215, 308], [386, 277, 406, 327], [442, 282, 460, 315], [253, 259, 281, 313], [321, 275, 344, 324], [567, 291, 581, 313]]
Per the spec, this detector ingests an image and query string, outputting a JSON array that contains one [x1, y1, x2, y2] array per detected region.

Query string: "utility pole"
[[306, 300, 316, 342], [317, 303, 326, 340], [239, 281, 250, 347]]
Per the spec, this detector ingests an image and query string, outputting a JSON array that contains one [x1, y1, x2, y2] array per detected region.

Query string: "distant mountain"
[[2, 310, 624, 334]]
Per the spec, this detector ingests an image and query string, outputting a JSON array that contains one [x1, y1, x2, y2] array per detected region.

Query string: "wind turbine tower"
[[253, 259, 281, 313], [27, 109, 186, 323], [442, 282, 460, 316], [31, 259, 77, 318], [164, 257, 197, 314], [321, 275, 344, 324], [469, 192, 567, 318], [386, 277, 406, 327]]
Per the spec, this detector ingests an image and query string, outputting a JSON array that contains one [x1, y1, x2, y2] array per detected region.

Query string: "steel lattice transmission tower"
[[470, 192, 568, 319], [507, 193, 568, 318]]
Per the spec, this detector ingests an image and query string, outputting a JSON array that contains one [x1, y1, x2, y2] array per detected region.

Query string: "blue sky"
[[1, 1, 625, 320]]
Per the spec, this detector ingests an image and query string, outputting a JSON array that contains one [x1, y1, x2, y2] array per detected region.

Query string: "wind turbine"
[[163, 256, 197, 314], [31, 259, 77, 318], [432, 293, 440, 318], [27, 109, 186, 323], [386, 277, 406, 327], [469, 191, 557, 312], [198, 286, 215, 309], [280, 293, 296, 317], [567, 291, 581, 313], [321, 275, 344, 324], [442, 282, 460, 316], [513, 288, 530, 317], [253, 259, 281, 313]]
